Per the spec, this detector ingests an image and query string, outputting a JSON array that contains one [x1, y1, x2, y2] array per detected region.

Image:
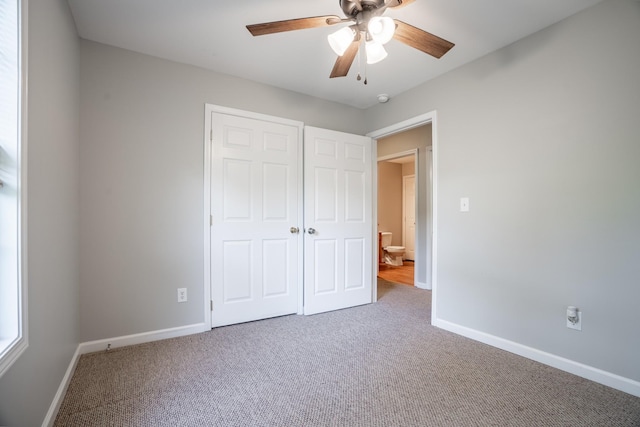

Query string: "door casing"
[[403, 174, 416, 261]]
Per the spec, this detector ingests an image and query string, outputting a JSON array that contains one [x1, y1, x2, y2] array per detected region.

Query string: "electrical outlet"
[[566, 306, 581, 331], [177, 288, 187, 303]]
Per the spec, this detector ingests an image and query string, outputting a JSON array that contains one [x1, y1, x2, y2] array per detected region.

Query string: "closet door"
[[303, 126, 373, 315], [210, 112, 301, 327]]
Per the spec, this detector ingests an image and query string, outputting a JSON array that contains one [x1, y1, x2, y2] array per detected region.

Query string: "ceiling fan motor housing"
[[340, 0, 386, 17]]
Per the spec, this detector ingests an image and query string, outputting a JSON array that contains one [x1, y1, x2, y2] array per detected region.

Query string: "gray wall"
[[78, 41, 367, 341], [377, 126, 432, 286], [366, 0, 640, 381], [0, 0, 80, 425], [3, 1, 639, 424]]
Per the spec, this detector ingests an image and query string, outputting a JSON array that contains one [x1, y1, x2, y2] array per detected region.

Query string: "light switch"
[[460, 197, 469, 212]]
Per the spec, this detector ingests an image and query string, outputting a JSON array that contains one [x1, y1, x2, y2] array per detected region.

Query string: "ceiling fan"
[[247, 0, 454, 80]]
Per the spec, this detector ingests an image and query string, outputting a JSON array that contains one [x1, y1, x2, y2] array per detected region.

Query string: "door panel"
[[304, 126, 373, 315], [344, 238, 365, 289], [223, 160, 252, 221], [262, 239, 289, 297], [263, 163, 288, 220], [314, 239, 338, 294], [315, 168, 338, 221], [345, 170, 365, 221], [211, 112, 300, 327], [222, 241, 252, 302]]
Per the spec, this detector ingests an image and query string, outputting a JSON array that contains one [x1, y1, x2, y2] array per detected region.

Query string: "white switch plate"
[[177, 288, 187, 303], [460, 197, 470, 212]]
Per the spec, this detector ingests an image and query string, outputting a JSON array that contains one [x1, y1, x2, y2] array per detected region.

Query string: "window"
[[0, 0, 27, 378]]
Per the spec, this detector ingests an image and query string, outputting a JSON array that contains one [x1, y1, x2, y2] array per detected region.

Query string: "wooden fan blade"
[[393, 20, 454, 58], [247, 15, 342, 36], [330, 39, 360, 78], [386, 0, 416, 8]]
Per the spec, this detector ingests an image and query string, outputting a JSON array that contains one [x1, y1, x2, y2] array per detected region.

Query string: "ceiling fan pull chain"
[[356, 39, 362, 81], [364, 59, 368, 85]]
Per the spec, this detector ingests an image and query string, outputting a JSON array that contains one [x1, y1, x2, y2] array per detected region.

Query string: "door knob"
[[290, 226, 299, 234], [307, 228, 316, 235]]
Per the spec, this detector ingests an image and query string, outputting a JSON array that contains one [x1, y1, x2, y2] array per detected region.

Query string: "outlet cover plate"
[[177, 288, 187, 303], [567, 311, 581, 330]]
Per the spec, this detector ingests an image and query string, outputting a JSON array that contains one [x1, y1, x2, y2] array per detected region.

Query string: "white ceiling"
[[67, 0, 603, 109]]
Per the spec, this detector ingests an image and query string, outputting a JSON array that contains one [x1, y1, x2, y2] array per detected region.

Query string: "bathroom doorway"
[[377, 152, 417, 286], [375, 124, 433, 290]]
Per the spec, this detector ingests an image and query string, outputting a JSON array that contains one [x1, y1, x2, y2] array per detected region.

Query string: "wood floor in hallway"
[[377, 260, 414, 286]]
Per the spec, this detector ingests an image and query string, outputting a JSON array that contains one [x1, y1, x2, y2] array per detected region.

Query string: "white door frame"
[[402, 174, 416, 261], [367, 111, 438, 324], [203, 104, 304, 329]]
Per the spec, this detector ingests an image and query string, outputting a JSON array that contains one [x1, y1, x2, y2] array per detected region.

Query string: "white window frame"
[[0, 0, 28, 378]]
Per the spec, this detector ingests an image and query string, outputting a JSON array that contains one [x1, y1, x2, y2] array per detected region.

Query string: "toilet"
[[380, 232, 405, 266]]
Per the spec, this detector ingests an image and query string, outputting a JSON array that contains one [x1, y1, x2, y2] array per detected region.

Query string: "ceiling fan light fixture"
[[328, 26, 355, 56], [365, 40, 387, 64], [368, 16, 395, 44], [247, 1, 454, 80]]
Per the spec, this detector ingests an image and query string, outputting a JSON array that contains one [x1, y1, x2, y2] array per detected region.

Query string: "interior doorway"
[[369, 118, 435, 307], [377, 152, 417, 287]]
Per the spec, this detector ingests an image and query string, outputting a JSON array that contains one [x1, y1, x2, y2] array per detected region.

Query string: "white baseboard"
[[42, 322, 208, 427], [77, 322, 207, 354], [415, 281, 431, 290], [41, 346, 82, 427], [433, 318, 640, 398]]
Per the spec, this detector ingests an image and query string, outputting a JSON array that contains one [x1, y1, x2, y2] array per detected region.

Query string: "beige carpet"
[[55, 280, 640, 426]]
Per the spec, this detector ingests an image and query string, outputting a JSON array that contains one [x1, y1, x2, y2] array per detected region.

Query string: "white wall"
[[0, 0, 80, 425], [366, 0, 640, 382], [78, 40, 367, 341]]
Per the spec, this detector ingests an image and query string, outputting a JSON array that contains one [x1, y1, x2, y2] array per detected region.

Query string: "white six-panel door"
[[303, 126, 373, 315], [210, 112, 301, 327]]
